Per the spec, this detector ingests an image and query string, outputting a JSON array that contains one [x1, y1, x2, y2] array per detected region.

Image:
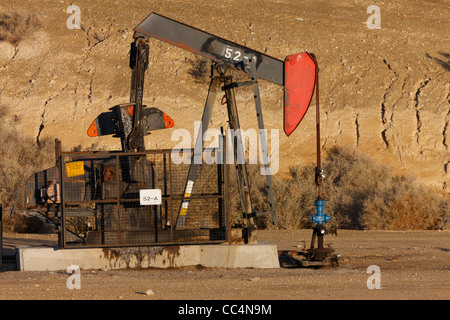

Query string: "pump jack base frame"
[[278, 248, 339, 268], [278, 227, 339, 268]]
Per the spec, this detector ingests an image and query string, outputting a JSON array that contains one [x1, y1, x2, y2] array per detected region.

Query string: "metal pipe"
[[116, 154, 121, 245], [60, 154, 66, 248]]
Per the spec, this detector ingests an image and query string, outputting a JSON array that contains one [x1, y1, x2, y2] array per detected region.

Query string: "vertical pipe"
[[224, 134, 232, 244], [116, 154, 121, 245], [217, 128, 223, 230], [60, 154, 66, 249], [168, 151, 173, 242], [151, 163, 158, 243], [310, 228, 316, 249], [163, 153, 168, 228], [318, 232, 324, 249], [314, 60, 322, 198], [55, 137, 62, 245]]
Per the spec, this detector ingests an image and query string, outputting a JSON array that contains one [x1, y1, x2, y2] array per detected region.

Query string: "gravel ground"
[[1, 229, 449, 301]]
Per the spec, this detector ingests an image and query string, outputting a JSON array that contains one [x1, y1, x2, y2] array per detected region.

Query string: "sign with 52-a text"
[[139, 189, 162, 205]]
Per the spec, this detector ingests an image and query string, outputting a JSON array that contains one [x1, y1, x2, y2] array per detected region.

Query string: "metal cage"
[[59, 148, 228, 248]]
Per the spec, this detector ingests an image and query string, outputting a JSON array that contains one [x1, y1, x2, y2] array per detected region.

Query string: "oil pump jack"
[[24, 13, 337, 265], [127, 13, 318, 239]]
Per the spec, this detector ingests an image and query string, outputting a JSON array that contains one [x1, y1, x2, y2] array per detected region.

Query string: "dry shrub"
[[319, 146, 392, 229], [187, 57, 209, 83], [1, 213, 49, 233], [228, 163, 317, 229], [361, 176, 449, 230], [270, 166, 317, 229], [239, 146, 449, 230], [321, 147, 448, 230], [0, 12, 40, 45], [0, 115, 55, 207]]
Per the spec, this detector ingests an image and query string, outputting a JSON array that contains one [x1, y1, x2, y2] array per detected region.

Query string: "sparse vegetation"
[[240, 146, 449, 230], [0, 115, 54, 208], [187, 57, 209, 83], [1, 131, 448, 233], [1, 213, 49, 233], [0, 11, 40, 45]]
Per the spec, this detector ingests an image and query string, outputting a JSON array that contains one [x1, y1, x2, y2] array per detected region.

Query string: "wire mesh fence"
[[60, 148, 228, 248]]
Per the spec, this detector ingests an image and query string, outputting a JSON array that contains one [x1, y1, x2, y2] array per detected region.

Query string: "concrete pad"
[[16, 243, 280, 271]]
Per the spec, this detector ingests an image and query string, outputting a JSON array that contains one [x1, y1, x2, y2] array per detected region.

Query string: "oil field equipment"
[[278, 61, 339, 267], [24, 12, 337, 265]]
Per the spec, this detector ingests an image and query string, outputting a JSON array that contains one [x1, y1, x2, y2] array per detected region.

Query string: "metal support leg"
[[175, 76, 220, 229], [223, 74, 255, 229], [249, 60, 277, 225]]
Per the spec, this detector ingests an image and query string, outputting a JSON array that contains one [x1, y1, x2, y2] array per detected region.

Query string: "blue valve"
[[311, 199, 331, 225]]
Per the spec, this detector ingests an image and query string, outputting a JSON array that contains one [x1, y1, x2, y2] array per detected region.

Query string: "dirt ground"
[[1, 229, 449, 300]]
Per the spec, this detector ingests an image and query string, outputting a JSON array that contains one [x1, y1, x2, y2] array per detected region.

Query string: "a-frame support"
[[175, 61, 276, 242]]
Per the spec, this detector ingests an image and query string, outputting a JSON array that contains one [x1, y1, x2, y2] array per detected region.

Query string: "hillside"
[[0, 0, 448, 194]]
